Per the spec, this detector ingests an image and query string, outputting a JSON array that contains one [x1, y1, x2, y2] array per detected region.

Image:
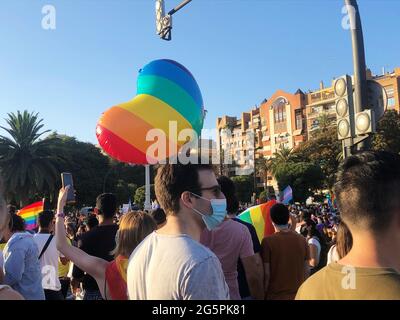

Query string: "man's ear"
[[94, 208, 99, 215], [181, 191, 195, 209]]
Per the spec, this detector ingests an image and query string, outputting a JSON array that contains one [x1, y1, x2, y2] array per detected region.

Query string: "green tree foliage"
[[134, 184, 155, 209], [0, 111, 62, 205], [268, 146, 298, 176], [295, 125, 341, 190], [114, 180, 137, 207], [48, 134, 110, 207], [274, 161, 324, 202], [372, 110, 400, 154], [255, 156, 268, 185], [231, 175, 254, 203]]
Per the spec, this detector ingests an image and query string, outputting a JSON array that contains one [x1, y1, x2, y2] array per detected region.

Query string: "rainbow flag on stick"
[[18, 201, 44, 231], [238, 200, 277, 242]]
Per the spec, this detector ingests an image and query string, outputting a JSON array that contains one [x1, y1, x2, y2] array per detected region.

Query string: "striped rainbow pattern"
[[238, 200, 277, 242], [96, 59, 204, 164], [18, 201, 43, 231]]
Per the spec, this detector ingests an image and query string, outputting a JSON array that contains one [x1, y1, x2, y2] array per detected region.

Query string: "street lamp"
[[156, 0, 193, 41]]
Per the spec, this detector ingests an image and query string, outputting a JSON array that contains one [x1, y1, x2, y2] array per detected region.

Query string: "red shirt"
[[105, 255, 128, 300]]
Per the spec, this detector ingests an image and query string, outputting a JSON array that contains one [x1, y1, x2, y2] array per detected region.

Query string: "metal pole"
[[345, 0, 370, 151], [168, 0, 192, 16], [144, 165, 152, 211]]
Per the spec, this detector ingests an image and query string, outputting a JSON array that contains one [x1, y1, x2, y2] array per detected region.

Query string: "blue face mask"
[[190, 193, 227, 231]]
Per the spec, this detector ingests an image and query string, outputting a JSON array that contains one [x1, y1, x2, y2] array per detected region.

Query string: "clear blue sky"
[[1, 0, 399, 143]]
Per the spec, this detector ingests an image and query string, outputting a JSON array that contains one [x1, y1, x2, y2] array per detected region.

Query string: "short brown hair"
[[155, 163, 214, 215], [334, 151, 400, 233], [111, 211, 156, 258]]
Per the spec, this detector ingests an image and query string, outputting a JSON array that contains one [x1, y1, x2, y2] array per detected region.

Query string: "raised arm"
[[55, 187, 109, 297]]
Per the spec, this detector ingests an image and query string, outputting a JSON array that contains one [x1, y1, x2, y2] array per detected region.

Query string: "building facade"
[[216, 67, 400, 191], [258, 89, 308, 158], [373, 67, 400, 112]]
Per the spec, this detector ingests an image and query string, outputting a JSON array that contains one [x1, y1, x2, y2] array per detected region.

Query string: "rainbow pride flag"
[[18, 201, 44, 231], [238, 200, 277, 242]]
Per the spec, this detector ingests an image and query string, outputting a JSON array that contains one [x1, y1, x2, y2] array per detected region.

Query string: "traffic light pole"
[[168, 0, 192, 16], [345, 0, 370, 153]]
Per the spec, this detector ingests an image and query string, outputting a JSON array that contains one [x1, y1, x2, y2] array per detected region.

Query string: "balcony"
[[309, 90, 335, 104]]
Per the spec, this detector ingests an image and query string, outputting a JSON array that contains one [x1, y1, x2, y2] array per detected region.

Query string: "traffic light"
[[333, 75, 354, 140], [355, 109, 375, 135]]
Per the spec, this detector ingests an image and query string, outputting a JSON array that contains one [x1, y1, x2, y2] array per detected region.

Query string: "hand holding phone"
[[61, 172, 75, 203]]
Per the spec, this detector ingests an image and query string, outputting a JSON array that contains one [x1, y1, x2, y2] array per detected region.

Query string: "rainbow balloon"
[[238, 200, 277, 242], [96, 59, 204, 164]]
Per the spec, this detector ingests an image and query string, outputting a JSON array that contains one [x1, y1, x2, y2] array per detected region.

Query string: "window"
[[295, 110, 302, 130], [386, 86, 394, 97], [272, 97, 288, 124], [388, 97, 396, 108]]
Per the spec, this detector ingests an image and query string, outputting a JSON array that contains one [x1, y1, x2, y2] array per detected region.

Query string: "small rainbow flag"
[[238, 200, 277, 242], [18, 201, 44, 231]]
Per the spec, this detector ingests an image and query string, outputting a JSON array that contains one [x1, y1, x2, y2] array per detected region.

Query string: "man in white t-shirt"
[[127, 162, 230, 300], [33, 210, 69, 300]]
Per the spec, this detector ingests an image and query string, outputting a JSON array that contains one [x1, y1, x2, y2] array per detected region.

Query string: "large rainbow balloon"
[[96, 59, 204, 164]]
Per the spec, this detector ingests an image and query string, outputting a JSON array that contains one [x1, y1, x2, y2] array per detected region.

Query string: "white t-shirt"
[[308, 237, 321, 262], [33, 233, 62, 291], [327, 244, 340, 264], [127, 231, 230, 300]]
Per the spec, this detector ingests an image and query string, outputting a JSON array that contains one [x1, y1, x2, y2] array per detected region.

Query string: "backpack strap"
[[38, 234, 54, 260]]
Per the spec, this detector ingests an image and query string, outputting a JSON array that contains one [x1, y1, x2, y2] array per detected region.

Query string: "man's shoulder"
[[81, 224, 118, 240], [295, 266, 330, 299], [262, 231, 306, 250], [131, 233, 217, 267], [223, 218, 250, 233], [297, 263, 400, 300], [232, 217, 250, 227], [288, 230, 307, 242]]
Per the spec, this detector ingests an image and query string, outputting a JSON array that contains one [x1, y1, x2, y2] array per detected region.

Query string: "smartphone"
[[61, 172, 75, 203]]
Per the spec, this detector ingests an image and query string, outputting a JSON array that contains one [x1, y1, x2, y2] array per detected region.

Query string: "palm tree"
[[311, 112, 334, 137], [255, 155, 268, 186], [268, 146, 296, 176], [0, 111, 61, 206]]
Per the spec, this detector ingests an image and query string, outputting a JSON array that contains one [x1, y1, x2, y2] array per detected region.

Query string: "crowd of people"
[[1, 150, 400, 300]]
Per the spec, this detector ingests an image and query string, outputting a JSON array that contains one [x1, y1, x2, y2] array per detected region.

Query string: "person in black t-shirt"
[[71, 193, 118, 300]]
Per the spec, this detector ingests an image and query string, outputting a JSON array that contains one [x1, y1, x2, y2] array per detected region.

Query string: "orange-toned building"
[[373, 67, 400, 112], [258, 89, 308, 158]]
